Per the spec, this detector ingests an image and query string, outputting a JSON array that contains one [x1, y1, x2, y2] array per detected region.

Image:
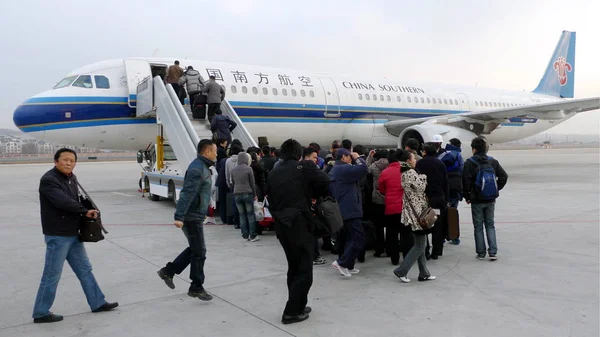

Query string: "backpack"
[[315, 196, 344, 234], [468, 156, 499, 201]]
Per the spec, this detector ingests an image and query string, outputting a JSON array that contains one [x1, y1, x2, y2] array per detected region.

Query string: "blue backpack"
[[468, 156, 499, 201]]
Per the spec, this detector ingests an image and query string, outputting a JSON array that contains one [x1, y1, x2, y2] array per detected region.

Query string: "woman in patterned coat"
[[393, 151, 437, 283]]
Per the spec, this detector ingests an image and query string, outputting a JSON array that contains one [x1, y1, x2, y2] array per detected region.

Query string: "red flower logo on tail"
[[553, 56, 572, 86]]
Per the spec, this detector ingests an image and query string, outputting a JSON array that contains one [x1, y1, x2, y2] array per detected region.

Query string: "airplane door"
[[457, 93, 471, 111], [318, 77, 341, 117], [124, 59, 152, 108]]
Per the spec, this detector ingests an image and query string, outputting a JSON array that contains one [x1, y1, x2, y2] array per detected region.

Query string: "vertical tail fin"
[[532, 31, 576, 98]]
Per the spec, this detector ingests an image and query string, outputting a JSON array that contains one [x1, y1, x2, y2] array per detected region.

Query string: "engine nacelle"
[[398, 124, 480, 157]]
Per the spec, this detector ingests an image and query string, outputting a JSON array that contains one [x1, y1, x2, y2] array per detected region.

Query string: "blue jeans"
[[235, 193, 256, 239], [337, 218, 365, 269], [471, 202, 498, 256], [32, 236, 106, 318]]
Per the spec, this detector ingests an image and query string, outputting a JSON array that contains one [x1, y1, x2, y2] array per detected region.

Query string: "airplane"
[[12, 30, 600, 154]]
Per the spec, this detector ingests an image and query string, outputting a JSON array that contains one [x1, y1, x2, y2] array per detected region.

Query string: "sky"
[[0, 0, 598, 134]]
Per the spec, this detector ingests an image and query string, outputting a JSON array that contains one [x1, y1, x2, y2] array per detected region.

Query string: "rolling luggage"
[[447, 207, 460, 240]]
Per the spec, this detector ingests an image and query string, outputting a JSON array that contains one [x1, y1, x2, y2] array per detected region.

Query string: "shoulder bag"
[[77, 181, 108, 242]]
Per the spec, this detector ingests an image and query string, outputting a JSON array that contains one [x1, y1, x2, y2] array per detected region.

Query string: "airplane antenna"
[[152, 49, 159, 56]]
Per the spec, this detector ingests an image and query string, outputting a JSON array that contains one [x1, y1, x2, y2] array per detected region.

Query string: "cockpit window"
[[72, 75, 93, 88], [94, 75, 110, 89], [53, 76, 78, 89]]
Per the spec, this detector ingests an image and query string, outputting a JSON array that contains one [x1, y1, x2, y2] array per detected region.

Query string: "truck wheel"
[[146, 178, 159, 201], [168, 181, 177, 207]]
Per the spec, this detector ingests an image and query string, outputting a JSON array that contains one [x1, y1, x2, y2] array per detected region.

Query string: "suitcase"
[[447, 207, 460, 240], [192, 103, 206, 120]]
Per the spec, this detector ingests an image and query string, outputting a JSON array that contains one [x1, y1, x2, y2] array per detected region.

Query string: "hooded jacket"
[[368, 158, 389, 205], [378, 162, 404, 215], [225, 154, 238, 188], [230, 152, 256, 195], [178, 69, 205, 94], [439, 144, 464, 194]]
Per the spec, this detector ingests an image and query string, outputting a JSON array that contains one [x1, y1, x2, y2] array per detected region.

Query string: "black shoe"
[[373, 252, 383, 258], [431, 254, 439, 260], [304, 306, 312, 314], [92, 302, 119, 313], [33, 313, 63, 323], [188, 289, 213, 301], [391, 259, 399, 266], [282, 312, 309, 325], [357, 256, 365, 263], [157, 268, 175, 289]]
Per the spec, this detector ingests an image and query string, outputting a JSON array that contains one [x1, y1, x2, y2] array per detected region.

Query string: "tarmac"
[[0, 148, 598, 337]]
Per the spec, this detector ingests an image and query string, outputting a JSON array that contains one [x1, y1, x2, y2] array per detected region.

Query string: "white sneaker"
[[399, 276, 411, 283], [250, 236, 260, 242], [332, 261, 351, 277], [349, 268, 360, 274]]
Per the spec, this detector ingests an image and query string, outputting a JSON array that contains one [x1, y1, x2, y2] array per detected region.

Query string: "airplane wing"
[[384, 96, 600, 133]]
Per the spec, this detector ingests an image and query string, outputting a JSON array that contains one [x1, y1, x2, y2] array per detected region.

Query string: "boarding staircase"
[[135, 76, 258, 167]]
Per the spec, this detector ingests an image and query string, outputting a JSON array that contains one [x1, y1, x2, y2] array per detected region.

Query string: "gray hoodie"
[[230, 152, 256, 195], [225, 154, 238, 188], [369, 158, 389, 205]]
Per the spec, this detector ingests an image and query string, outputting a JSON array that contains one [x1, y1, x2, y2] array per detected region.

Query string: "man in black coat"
[[32, 148, 117, 323], [266, 139, 330, 325], [416, 142, 449, 260]]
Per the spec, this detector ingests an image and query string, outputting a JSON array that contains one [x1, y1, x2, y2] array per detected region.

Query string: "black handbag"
[[77, 181, 108, 242]]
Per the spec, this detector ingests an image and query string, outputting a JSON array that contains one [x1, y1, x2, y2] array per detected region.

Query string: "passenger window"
[[397, 96, 401, 102], [407, 97, 411, 103], [380, 95, 384, 101], [273, 88, 278, 95], [444, 99, 448, 105], [413, 96, 417, 103], [420, 97, 424, 104], [231, 86, 237, 93], [366, 94, 370, 100], [54, 75, 78, 89], [94, 75, 110, 89], [301, 90, 306, 97], [373, 94, 377, 101], [454, 99, 458, 105], [427, 98, 431, 104], [263, 88, 268, 95], [387, 95, 391, 101], [72, 75, 93, 88], [309, 90, 315, 97], [252, 87, 258, 95], [282, 88, 288, 96], [242, 86, 248, 94], [493, 102, 497, 107], [358, 93, 363, 100], [291, 89, 297, 97], [475, 101, 479, 106]]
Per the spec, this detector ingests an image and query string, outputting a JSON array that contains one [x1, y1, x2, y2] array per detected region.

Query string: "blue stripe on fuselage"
[[14, 96, 529, 132]]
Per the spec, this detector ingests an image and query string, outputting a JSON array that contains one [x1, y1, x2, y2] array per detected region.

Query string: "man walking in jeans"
[[33, 148, 118, 323], [157, 139, 217, 301], [462, 137, 508, 261]]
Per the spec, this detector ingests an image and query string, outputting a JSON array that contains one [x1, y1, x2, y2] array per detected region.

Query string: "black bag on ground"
[[192, 96, 206, 119], [315, 197, 343, 234], [77, 182, 108, 243]]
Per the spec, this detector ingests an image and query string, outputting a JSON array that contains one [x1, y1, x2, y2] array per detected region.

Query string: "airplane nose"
[[12, 100, 34, 131]]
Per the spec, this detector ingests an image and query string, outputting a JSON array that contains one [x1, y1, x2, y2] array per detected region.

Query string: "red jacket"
[[378, 162, 404, 215]]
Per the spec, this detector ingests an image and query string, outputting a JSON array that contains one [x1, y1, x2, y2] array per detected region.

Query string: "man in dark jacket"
[[157, 139, 216, 301], [266, 139, 330, 325], [216, 138, 228, 165], [33, 148, 118, 323], [329, 148, 369, 277], [259, 145, 277, 180], [416, 142, 449, 260], [463, 137, 508, 261], [211, 110, 237, 145]]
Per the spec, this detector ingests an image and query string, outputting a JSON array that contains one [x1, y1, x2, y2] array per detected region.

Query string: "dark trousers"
[[217, 186, 230, 225], [399, 221, 414, 259], [170, 83, 184, 105], [208, 103, 221, 122], [371, 203, 386, 255], [385, 214, 401, 264], [337, 218, 365, 269], [164, 220, 207, 291], [431, 209, 447, 257], [275, 221, 314, 316]]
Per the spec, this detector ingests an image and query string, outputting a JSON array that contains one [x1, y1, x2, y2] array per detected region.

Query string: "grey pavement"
[[0, 148, 598, 337]]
